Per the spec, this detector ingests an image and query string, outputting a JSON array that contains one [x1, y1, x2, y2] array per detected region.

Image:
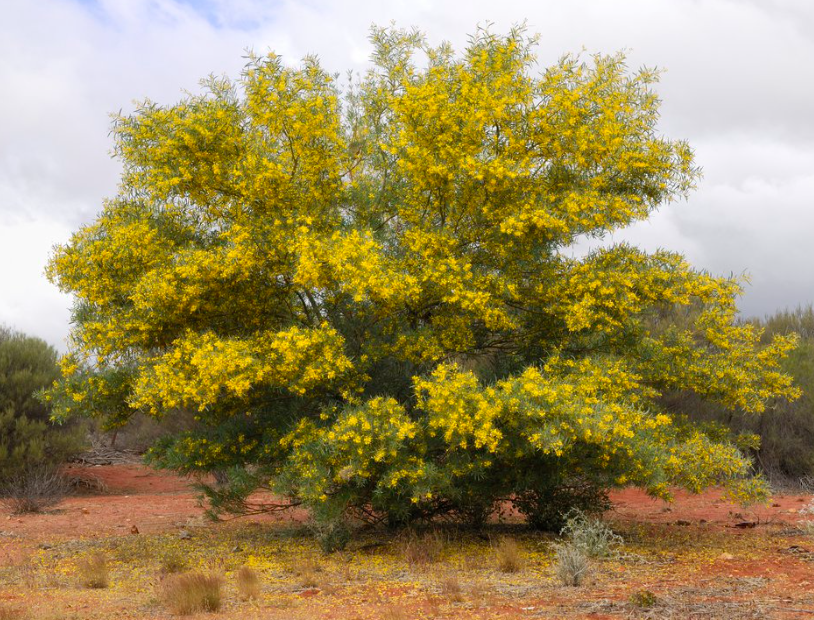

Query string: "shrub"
[[0, 466, 68, 514], [310, 518, 352, 554], [559, 509, 623, 558], [162, 573, 222, 615], [0, 327, 84, 485], [553, 543, 589, 587], [235, 566, 261, 600], [494, 537, 524, 573], [629, 589, 659, 609], [76, 553, 109, 589]]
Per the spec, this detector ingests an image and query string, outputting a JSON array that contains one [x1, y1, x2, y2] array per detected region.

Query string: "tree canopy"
[[46, 26, 798, 529]]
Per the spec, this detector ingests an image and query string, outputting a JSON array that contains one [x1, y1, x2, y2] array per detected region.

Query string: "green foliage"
[[668, 306, 814, 482], [0, 327, 83, 481], [45, 26, 798, 529]]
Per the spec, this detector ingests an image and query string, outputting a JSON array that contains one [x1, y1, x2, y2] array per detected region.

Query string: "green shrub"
[[0, 327, 84, 483]]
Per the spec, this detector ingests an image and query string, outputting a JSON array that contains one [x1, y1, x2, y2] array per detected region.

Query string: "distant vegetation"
[[0, 326, 84, 510], [664, 305, 814, 486]]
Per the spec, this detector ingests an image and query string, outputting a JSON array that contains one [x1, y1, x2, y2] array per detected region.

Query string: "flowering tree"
[[46, 27, 798, 530]]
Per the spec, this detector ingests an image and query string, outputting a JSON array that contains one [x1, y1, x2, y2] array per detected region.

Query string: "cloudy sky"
[[1, 0, 812, 350]]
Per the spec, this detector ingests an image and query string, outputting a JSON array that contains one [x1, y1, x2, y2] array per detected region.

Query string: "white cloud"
[[1, 0, 812, 349]]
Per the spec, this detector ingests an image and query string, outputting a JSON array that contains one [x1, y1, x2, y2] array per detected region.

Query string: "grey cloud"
[[1, 0, 812, 350]]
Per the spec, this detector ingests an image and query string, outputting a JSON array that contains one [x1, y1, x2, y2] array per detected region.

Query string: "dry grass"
[[161, 572, 223, 615], [291, 558, 323, 589], [0, 604, 24, 620], [494, 537, 524, 573], [438, 573, 465, 602], [76, 553, 109, 589], [381, 605, 408, 620], [554, 543, 589, 587], [0, 468, 67, 514], [235, 565, 262, 600], [400, 530, 444, 567]]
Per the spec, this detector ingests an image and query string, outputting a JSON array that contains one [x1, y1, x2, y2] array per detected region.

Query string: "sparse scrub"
[[310, 519, 351, 553], [554, 543, 590, 587], [162, 572, 222, 615], [0, 467, 68, 514], [76, 553, 109, 589], [0, 326, 84, 486], [629, 589, 659, 609], [235, 566, 261, 600], [494, 537, 524, 573], [159, 549, 187, 574], [400, 530, 444, 567], [438, 573, 464, 602], [291, 558, 323, 588], [560, 509, 623, 558]]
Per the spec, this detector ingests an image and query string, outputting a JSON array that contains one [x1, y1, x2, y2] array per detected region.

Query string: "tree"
[[0, 326, 83, 481], [46, 26, 798, 529]]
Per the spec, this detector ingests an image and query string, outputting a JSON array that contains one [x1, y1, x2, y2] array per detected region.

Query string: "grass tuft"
[[494, 537, 524, 573], [400, 530, 444, 567], [162, 572, 222, 615], [235, 565, 262, 600], [438, 573, 465, 602], [554, 543, 589, 587], [76, 553, 109, 589]]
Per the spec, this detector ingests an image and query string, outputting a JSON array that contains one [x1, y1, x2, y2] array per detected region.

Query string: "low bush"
[[560, 509, 623, 558], [0, 466, 68, 514]]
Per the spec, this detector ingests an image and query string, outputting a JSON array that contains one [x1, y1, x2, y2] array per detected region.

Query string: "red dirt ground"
[[6, 464, 804, 543], [3, 464, 814, 619]]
